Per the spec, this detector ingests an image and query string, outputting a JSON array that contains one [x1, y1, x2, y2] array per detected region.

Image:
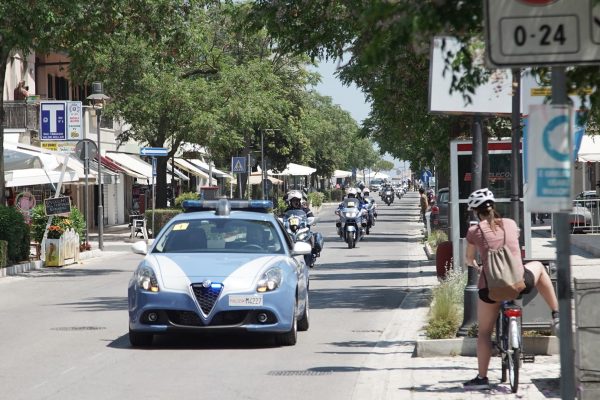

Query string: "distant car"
[[575, 191, 600, 209], [128, 199, 312, 347], [569, 205, 592, 233], [430, 187, 449, 233]]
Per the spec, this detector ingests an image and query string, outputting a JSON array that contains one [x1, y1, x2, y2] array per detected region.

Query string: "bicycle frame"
[[495, 300, 522, 393]]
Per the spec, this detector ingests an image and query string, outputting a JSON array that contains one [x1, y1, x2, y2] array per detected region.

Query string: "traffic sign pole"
[[552, 67, 576, 400]]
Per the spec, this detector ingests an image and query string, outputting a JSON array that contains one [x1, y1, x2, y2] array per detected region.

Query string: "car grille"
[[168, 311, 203, 326], [191, 283, 223, 315]]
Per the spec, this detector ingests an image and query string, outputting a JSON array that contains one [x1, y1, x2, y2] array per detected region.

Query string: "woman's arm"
[[465, 242, 480, 270]]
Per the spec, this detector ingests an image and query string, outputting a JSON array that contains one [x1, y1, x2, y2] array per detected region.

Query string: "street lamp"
[[86, 82, 110, 251]]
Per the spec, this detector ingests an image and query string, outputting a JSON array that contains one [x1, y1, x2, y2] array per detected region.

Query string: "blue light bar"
[[182, 199, 273, 214]]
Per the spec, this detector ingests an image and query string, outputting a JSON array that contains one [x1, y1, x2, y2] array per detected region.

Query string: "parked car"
[[127, 199, 312, 347], [430, 187, 449, 234], [575, 190, 600, 209], [569, 205, 592, 233]]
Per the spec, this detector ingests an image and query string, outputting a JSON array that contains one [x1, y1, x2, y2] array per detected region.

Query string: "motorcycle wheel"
[[346, 231, 354, 249], [366, 224, 370, 235]]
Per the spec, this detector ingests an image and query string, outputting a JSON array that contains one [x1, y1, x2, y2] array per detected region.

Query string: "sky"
[[310, 59, 410, 177]]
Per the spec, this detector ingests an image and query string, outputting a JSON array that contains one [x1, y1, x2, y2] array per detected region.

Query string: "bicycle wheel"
[[507, 348, 520, 393]]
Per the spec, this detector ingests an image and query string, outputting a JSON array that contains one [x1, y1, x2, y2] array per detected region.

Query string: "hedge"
[[0, 206, 30, 264]]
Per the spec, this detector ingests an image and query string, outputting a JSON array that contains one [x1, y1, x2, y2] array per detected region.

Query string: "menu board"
[[44, 196, 71, 216]]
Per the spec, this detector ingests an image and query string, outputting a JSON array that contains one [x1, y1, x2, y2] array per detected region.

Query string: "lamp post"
[[86, 82, 110, 251]]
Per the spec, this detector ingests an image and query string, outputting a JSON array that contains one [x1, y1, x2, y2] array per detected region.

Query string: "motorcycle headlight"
[[257, 267, 283, 293], [136, 266, 159, 292], [345, 211, 357, 218]]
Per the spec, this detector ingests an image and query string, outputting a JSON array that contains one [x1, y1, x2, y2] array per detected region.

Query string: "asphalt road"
[[0, 193, 431, 400]]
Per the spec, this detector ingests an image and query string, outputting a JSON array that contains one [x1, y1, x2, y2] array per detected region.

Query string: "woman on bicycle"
[[462, 188, 559, 390]]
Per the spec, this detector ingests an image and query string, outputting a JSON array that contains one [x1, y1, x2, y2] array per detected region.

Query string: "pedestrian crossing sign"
[[231, 156, 246, 173]]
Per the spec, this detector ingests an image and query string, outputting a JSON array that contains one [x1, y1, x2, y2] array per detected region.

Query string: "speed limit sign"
[[484, 0, 600, 67]]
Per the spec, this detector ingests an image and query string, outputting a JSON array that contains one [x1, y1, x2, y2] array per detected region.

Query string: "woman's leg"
[[525, 261, 559, 312], [477, 299, 501, 378]]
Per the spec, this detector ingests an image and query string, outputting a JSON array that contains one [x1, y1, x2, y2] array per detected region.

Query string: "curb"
[[0, 260, 43, 277], [423, 242, 435, 260], [415, 335, 559, 357]]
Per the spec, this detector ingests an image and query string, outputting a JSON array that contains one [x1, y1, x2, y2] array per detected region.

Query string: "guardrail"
[[571, 198, 600, 234]]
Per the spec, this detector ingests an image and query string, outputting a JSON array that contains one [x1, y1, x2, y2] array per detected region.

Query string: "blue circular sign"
[[542, 115, 569, 162]]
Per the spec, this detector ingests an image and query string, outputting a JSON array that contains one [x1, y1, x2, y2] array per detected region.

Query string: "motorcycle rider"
[[284, 190, 321, 262], [336, 187, 368, 231]]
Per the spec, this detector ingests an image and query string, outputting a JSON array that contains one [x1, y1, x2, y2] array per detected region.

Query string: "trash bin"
[[518, 259, 557, 330], [435, 241, 453, 280]]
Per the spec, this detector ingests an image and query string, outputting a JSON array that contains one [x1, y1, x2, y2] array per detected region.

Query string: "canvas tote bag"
[[479, 223, 525, 301]]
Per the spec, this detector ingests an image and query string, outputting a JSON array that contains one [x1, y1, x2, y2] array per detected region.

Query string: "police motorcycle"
[[281, 191, 324, 268], [335, 189, 368, 249], [382, 185, 395, 206], [361, 188, 377, 235]]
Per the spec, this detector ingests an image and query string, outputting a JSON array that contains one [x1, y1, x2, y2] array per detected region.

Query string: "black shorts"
[[478, 268, 535, 304]]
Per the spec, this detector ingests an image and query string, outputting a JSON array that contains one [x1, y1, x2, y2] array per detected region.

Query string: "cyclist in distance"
[[462, 188, 560, 390]]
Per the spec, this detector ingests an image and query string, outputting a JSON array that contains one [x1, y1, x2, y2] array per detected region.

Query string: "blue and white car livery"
[[128, 199, 311, 347]]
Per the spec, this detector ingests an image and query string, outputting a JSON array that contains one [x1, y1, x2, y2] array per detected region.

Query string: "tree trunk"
[[0, 57, 7, 206]]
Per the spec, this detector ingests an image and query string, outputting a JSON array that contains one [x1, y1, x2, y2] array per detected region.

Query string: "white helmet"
[[287, 190, 303, 203], [468, 188, 495, 210], [346, 188, 358, 197], [362, 188, 370, 195]]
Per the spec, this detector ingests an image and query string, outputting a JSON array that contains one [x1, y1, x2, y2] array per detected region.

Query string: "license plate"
[[229, 295, 263, 306]]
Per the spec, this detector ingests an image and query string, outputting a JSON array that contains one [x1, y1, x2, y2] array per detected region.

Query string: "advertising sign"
[[67, 101, 83, 140], [524, 104, 573, 212]]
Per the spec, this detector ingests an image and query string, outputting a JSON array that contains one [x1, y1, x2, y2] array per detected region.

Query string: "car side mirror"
[[291, 241, 312, 256], [131, 241, 148, 255]]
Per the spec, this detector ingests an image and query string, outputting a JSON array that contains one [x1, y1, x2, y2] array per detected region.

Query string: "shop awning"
[[188, 159, 234, 180], [249, 173, 283, 185], [577, 135, 600, 162], [269, 163, 316, 176], [333, 170, 352, 178], [173, 158, 209, 179], [106, 152, 153, 183], [167, 163, 190, 181], [5, 168, 80, 188]]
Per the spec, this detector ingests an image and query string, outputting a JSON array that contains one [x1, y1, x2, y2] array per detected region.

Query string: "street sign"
[[524, 104, 573, 212], [140, 147, 169, 157], [40, 101, 67, 140], [74, 139, 98, 162], [231, 156, 246, 173], [152, 157, 157, 177], [67, 101, 83, 140], [485, 0, 600, 67]]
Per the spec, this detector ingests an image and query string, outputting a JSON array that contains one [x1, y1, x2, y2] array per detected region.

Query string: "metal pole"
[[458, 116, 483, 336], [511, 68, 521, 225], [96, 109, 104, 251], [261, 129, 265, 200], [83, 109, 89, 246], [551, 66, 576, 400], [152, 157, 156, 239]]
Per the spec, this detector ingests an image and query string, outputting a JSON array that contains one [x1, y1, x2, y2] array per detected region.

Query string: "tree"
[[0, 0, 126, 205]]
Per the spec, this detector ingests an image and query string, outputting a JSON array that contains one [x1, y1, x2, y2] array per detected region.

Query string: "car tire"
[[298, 296, 309, 332], [275, 313, 298, 346], [129, 329, 153, 347]]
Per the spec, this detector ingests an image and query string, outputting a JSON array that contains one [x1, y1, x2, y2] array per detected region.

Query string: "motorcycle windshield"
[[284, 210, 308, 229], [342, 199, 360, 209]]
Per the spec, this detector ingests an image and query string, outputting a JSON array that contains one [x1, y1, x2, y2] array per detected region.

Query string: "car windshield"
[[152, 218, 284, 254]]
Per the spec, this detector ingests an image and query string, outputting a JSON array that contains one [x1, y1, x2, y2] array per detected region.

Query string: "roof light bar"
[[182, 199, 273, 214]]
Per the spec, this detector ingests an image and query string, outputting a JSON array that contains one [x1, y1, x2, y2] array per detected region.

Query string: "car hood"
[[148, 253, 281, 291]]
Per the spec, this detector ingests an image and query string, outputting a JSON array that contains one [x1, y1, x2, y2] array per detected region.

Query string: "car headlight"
[[257, 267, 283, 293], [137, 266, 159, 292]]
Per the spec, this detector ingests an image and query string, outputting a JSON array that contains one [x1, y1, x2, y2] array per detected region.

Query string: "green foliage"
[[30, 205, 86, 244], [175, 192, 199, 208], [307, 192, 324, 208], [0, 206, 30, 264], [425, 269, 466, 339], [145, 209, 182, 238], [427, 230, 448, 253], [0, 240, 7, 268], [274, 197, 287, 217]]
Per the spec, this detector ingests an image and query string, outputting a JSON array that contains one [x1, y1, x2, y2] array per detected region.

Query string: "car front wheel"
[[275, 313, 298, 346], [298, 296, 309, 332]]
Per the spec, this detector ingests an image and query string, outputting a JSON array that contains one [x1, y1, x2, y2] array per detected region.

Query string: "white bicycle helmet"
[[362, 188, 370, 195], [467, 188, 495, 209]]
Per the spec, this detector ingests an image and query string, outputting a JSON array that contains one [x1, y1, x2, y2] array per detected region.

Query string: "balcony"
[[2, 101, 39, 130]]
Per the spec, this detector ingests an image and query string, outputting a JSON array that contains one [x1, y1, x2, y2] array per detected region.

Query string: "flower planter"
[[43, 229, 80, 267]]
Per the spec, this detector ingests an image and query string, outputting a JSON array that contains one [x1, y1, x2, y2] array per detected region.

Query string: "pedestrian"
[[462, 188, 559, 390], [418, 187, 428, 227], [14, 80, 29, 100]]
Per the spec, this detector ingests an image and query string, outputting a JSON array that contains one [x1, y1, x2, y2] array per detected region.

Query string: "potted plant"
[[45, 224, 64, 267]]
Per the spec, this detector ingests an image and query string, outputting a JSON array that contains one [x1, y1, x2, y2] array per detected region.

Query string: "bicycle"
[[494, 300, 523, 393]]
